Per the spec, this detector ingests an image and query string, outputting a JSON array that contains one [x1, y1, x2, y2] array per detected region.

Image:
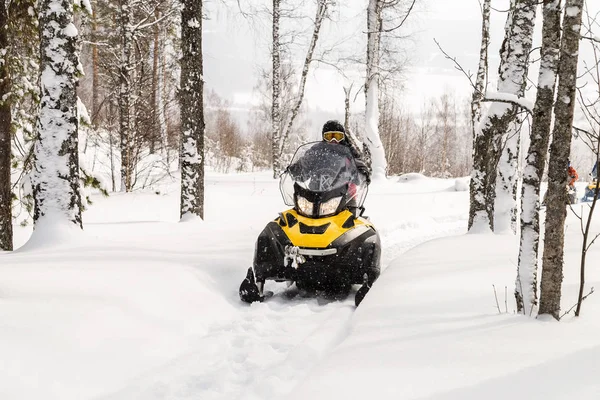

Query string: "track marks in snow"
[[101, 297, 354, 400]]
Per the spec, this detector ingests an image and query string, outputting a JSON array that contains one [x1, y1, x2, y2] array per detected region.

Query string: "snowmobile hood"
[[276, 208, 373, 249]]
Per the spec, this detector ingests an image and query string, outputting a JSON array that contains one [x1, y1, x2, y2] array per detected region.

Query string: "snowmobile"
[[239, 142, 381, 307], [583, 179, 599, 202]]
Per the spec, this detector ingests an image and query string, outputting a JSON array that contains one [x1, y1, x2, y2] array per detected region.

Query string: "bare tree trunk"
[[343, 85, 352, 132], [34, 0, 83, 228], [490, 0, 537, 233], [150, 8, 160, 155], [118, 0, 133, 192], [180, 0, 204, 219], [469, 0, 491, 231], [516, 0, 561, 315], [279, 0, 329, 156], [365, 0, 387, 180], [271, 0, 282, 178], [539, 0, 584, 319], [471, 0, 536, 232], [0, 0, 12, 251], [157, 24, 168, 161], [92, 9, 99, 125]]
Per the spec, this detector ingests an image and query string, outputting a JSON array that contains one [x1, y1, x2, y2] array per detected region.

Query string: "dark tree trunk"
[[539, 0, 584, 319], [0, 0, 12, 250], [468, 0, 491, 231], [180, 0, 205, 219], [516, 0, 562, 315]]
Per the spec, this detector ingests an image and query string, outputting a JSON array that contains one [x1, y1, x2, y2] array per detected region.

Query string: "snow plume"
[[32, 0, 82, 229]]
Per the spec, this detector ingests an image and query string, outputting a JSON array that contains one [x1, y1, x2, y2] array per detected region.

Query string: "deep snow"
[[1, 173, 599, 400]]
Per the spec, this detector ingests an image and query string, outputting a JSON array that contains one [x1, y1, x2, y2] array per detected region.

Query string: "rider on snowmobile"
[[321, 120, 371, 185]]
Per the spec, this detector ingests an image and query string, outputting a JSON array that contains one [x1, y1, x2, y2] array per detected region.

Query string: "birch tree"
[[364, 0, 417, 180], [269, 0, 331, 178], [469, 0, 491, 231], [117, 0, 134, 192], [33, 0, 90, 228], [0, 0, 11, 250], [179, 0, 204, 219], [493, 0, 537, 233], [270, 0, 282, 178], [470, 0, 537, 232], [516, 0, 562, 315], [365, 0, 386, 179], [539, 0, 585, 319]]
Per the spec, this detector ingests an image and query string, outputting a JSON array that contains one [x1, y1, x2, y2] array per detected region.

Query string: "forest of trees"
[[0, 0, 598, 320]]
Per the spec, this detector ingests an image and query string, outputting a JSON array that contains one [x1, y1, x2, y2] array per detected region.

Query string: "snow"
[[485, 90, 534, 112], [566, 6, 580, 17], [3, 168, 599, 399]]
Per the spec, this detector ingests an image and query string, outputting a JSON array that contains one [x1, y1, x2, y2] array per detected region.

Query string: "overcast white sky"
[[203, 0, 599, 138], [203, 0, 511, 114]]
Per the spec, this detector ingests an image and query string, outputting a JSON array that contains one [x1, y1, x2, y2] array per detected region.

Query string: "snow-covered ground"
[[1, 173, 599, 399]]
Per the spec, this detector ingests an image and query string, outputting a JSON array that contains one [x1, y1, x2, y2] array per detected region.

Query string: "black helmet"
[[322, 120, 346, 143]]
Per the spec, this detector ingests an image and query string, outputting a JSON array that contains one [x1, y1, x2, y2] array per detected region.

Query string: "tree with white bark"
[[469, 0, 537, 233], [179, 0, 205, 219], [539, 0, 585, 320], [270, 0, 333, 178], [33, 0, 92, 229], [515, 0, 562, 316], [365, 0, 417, 181]]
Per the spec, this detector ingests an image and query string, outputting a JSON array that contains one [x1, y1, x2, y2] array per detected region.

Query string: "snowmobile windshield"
[[280, 142, 367, 211]]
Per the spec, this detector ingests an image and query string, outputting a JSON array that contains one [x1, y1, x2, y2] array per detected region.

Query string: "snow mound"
[[397, 173, 428, 182], [453, 177, 470, 192]]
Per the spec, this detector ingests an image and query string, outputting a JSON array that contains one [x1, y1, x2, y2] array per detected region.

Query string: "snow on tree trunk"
[[516, 0, 561, 315], [180, 0, 205, 220], [365, 0, 387, 180], [271, 0, 282, 179], [491, 0, 537, 233], [118, 0, 134, 192], [469, 0, 491, 232], [0, 0, 11, 251], [539, 0, 584, 320], [33, 0, 83, 229]]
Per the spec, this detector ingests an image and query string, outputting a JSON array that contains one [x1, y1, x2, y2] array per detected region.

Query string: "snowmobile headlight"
[[296, 196, 313, 216], [319, 196, 342, 216]]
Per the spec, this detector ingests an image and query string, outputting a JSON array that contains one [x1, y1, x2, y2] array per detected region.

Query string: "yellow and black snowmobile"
[[583, 179, 599, 202], [239, 142, 381, 306]]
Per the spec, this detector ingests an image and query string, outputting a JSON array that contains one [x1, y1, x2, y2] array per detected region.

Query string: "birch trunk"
[[365, 0, 387, 180], [492, 0, 537, 233], [118, 0, 133, 192], [271, 0, 282, 178], [469, 0, 491, 231], [279, 0, 329, 156], [471, 0, 537, 232], [91, 9, 99, 125], [516, 0, 561, 315], [0, 0, 11, 250], [34, 0, 82, 228], [180, 0, 205, 219], [539, 0, 584, 319]]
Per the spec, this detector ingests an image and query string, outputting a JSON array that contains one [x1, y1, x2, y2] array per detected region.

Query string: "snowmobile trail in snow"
[[100, 297, 355, 400], [94, 177, 468, 400], [100, 220, 466, 400]]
